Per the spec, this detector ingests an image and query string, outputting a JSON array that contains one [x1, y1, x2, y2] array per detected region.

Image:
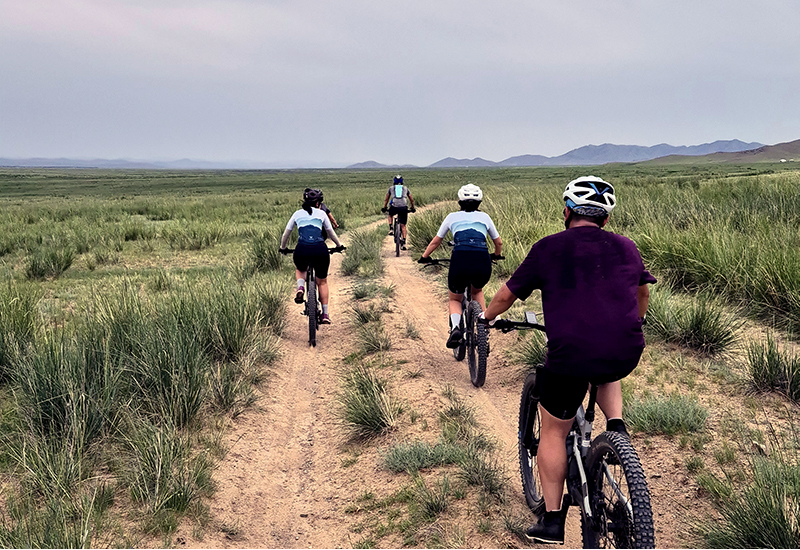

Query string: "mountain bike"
[[421, 253, 503, 387], [283, 247, 344, 347], [483, 313, 655, 548], [383, 207, 415, 257]]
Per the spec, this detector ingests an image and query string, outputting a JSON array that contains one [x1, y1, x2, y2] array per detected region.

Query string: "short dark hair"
[[458, 199, 481, 212]]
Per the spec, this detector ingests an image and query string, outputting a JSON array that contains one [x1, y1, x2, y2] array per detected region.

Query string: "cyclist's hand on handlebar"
[[381, 207, 388, 213], [333, 245, 346, 254], [409, 206, 416, 213], [279, 247, 290, 256], [417, 256, 432, 264], [490, 253, 505, 261]]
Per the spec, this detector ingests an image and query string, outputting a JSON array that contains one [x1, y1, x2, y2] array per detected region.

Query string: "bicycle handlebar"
[[478, 317, 546, 334]]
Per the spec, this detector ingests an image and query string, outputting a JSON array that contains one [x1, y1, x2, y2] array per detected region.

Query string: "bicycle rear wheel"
[[394, 220, 400, 257], [467, 301, 486, 387], [307, 276, 318, 347], [581, 432, 655, 549], [518, 370, 545, 515]]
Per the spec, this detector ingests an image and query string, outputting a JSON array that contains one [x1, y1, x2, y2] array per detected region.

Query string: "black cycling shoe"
[[446, 327, 463, 349], [606, 418, 630, 438], [525, 506, 568, 545], [294, 289, 305, 304]]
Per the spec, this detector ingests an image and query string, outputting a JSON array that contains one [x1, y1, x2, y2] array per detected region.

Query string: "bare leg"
[[386, 215, 393, 230], [317, 277, 329, 305], [596, 380, 623, 419], [295, 269, 307, 286], [401, 223, 408, 239], [471, 286, 486, 310], [448, 291, 464, 316], [537, 404, 574, 511]]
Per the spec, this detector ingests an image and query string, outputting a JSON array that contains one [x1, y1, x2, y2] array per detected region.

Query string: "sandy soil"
[[170, 220, 693, 549]]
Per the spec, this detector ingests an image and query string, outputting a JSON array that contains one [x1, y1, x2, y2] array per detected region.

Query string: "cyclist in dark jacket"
[[482, 176, 656, 544]]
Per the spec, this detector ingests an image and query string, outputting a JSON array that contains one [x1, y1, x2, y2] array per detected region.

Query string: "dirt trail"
[[174, 217, 684, 549]]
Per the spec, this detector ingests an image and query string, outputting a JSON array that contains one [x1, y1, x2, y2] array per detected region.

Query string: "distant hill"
[[347, 160, 418, 169], [644, 139, 800, 165], [428, 157, 496, 168], [428, 140, 764, 168]]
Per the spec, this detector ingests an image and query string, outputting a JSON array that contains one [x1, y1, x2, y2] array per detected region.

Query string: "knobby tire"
[[394, 220, 400, 257], [518, 370, 545, 515], [307, 275, 317, 347], [581, 432, 655, 549], [467, 300, 486, 387]]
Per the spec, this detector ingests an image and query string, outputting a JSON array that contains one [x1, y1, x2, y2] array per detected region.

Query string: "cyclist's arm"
[[491, 236, 502, 256], [327, 212, 339, 228], [483, 283, 517, 320], [322, 217, 343, 247], [279, 228, 293, 249], [637, 284, 650, 318], [383, 192, 391, 209], [408, 190, 415, 208], [421, 235, 443, 258]]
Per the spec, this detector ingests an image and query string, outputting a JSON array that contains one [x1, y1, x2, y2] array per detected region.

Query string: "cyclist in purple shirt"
[[482, 176, 656, 544]]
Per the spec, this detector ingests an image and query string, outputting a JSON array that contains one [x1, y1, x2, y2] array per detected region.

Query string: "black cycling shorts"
[[388, 205, 408, 225], [447, 249, 492, 294], [537, 357, 640, 420], [293, 242, 330, 279]]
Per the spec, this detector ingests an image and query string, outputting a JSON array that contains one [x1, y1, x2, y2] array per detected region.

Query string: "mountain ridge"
[[2, 139, 789, 170]]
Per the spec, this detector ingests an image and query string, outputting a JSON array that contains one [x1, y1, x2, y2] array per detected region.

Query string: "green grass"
[[746, 334, 800, 402], [338, 363, 402, 440], [3, 164, 800, 545], [624, 393, 709, 436]]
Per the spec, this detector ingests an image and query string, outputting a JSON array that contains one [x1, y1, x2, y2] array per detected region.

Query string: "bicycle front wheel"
[[307, 276, 317, 347], [467, 301, 486, 387], [581, 432, 655, 549], [518, 370, 545, 515]]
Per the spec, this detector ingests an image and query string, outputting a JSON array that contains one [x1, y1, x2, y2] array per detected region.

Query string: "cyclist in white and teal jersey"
[[279, 188, 345, 324], [382, 175, 416, 249], [418, 184, 502, 348]]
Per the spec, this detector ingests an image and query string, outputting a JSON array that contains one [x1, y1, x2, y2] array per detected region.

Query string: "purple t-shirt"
[[506, 226, 657, 377]]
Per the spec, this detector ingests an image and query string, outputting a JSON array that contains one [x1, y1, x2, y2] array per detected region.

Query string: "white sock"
[[297, 279, 305, 290], [322, 304, 329, 314], [450, 313, 461, 329]]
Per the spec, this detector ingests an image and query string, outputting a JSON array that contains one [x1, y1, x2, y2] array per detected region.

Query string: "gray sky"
[[2, 0, 799, 167]]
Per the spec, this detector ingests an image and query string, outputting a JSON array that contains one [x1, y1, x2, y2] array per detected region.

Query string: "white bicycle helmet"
[[563, 176, 615, 217], [458, 184, 483, 201]]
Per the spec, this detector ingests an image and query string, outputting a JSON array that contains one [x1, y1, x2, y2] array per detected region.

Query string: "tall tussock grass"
[[696, 423, 800, 548], [746, 334, 800, 402], [0, 282, 41, 379], [645, 287, 741, 355], [624, 393, 709, 436], [338, 363, 401, 440], [341, 226, 385, 277]]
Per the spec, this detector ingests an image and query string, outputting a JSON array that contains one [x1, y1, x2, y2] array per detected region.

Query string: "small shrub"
[[25, 246, 74, 280], [339, 364, 401, 439], [382, 441, 464, 473], [625, 393, 709, 436], [746, 334, 800, 402]]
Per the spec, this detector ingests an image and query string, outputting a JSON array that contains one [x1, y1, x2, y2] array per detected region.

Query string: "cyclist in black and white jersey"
[[418, 184, 502, 349], [279, 188, 345, 324], [382, 175, 416, 250]]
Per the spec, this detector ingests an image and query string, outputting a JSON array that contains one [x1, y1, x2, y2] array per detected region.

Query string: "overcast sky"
[[2, 1, 799, 167]]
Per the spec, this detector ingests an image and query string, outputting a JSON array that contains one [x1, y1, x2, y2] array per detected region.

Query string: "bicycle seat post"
[[585, 384, 598, 425]]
